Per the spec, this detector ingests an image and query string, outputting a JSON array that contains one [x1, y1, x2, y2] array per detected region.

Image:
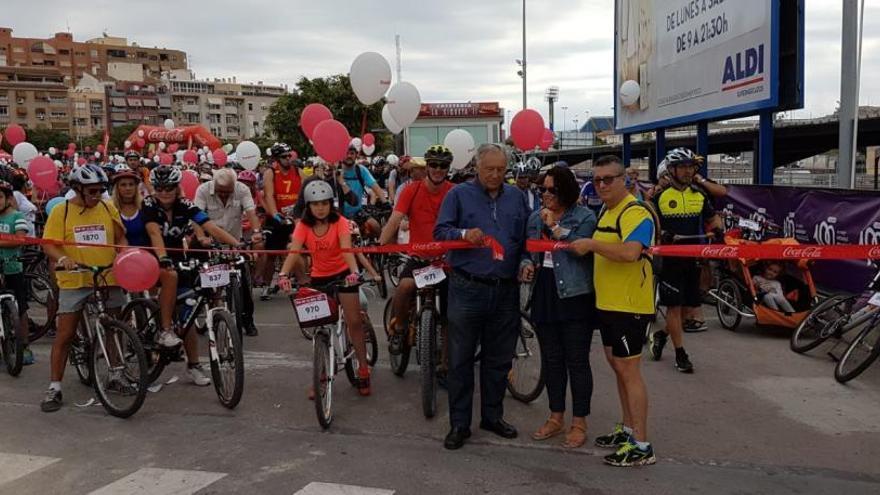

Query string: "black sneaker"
[[40, 388, 63, 413], [649, 331, 667, 361], [603, 440, 656, 467], [244, 323, 259, 337], [594, 423, 631, 449], [683, 319, 708, 333], [675, 350, 694, 373], [107, 375, 139, 396]]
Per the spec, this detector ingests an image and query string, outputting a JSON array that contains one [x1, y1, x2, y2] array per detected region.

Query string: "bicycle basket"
[[290, 286, 339, 329]]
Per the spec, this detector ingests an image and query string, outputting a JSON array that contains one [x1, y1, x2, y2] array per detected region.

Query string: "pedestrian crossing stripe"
[[293, 482, 395, 495], [0, 452, 61, 486], [87, 468, 227, 495]]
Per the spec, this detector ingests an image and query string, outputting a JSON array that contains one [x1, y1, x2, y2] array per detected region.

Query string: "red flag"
[[102, 129, 110, 156]]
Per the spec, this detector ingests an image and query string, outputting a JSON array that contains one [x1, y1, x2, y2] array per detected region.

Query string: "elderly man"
[[434, 143, 530, 450], [194, 168, 262, 336]]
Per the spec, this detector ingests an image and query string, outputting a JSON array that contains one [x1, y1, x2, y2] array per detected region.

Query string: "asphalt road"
[[1, 289, 879, 494]]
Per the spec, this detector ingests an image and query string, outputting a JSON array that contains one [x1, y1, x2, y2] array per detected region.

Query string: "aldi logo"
[[722, 44, 765, 91]]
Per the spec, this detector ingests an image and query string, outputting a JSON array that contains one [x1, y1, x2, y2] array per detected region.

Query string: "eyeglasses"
[[593, 174, 623, 186], [427, 161, 450, 170], [538, 186, 558, 195], [155, 185, 177, 193]]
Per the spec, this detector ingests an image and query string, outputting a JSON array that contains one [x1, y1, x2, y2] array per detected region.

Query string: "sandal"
[[531, 417, 565, 441], [562, 423, 588, 449]]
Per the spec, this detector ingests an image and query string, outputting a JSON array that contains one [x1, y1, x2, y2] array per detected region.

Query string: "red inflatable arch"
[[125, 125, 221, 152]]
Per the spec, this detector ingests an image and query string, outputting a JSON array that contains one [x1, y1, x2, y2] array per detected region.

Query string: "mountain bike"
[[0, 261, 24, 376], [507, 282, 544, 403]]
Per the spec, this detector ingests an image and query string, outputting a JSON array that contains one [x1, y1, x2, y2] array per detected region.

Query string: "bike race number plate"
[[738, 218, 762, 232], [868, 292, 880, 308], [413, 265, 446, 289], [294, 293, 332, 322], [200, 264, 231, 288]]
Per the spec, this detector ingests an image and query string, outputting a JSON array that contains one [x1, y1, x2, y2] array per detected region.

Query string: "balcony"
[[224, 105, 239, 114], [181, 104, 200, 113], [0, 96, 8, 104]]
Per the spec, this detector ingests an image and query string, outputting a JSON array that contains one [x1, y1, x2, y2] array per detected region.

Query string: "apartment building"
[[0, 66, 70, 132], [106, 80, 172, 129]]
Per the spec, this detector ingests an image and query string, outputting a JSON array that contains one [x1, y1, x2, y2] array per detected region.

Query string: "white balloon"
[[362, 144, 375, 156], [385, 82, 421, 128], [444, 129, 477, 170], [137, 129, 145, 138], [223, 143, 234, 153], [12, 142, 38, 167], [175, 150, 186, 163], [382, 105, 403, 135], [349, 52, 393, 105], [153, 155, 161, 162], [48, 147, 57, 155], [386, 154, 399, 166], [124, 140, 132, 149], [619, 80, 640, 106], [350, 137, 363, 152], [95, 152, 102, 159], [158, 142, 167, 150], [164, 118, 175, 130], [236, 141, 261, 170], [202, 146, 210, 153], [53, 160, 62, 167]]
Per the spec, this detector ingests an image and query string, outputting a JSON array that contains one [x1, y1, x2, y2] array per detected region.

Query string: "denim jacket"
[[522, 205, 597, 299]]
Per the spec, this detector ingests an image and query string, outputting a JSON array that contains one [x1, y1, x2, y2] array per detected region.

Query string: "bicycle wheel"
[[715, 279, 742, 330], [386, 255, 402, 288], [226, 275, 244, 338], [26, 273, 56, 343], [385, 298, 411, 376], [362, 311, 379, 366], [209, 310, 244, 409], [313, 332, 333, 429], [373, 255, 388, 299], [418, 308, 438, 418], [121, 298, 167, 384], [834, 318, 880, 383], [71, 320, 92, 386], [791, 294, 856, 354], [507, 312, 544, 403], [1, 299, 24, 377], [90, 318, 148, 418]]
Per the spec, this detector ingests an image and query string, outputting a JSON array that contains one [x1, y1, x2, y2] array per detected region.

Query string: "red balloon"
[[38, 181, 60, 197], [77, 157, 86, 166], [510, 109, 546, 151], [363, 133, 375, 147], [312, 119, 351, 163], [113, 248, 160, 292], [64, 149, 74, 158], [168, 143, 179, 153], [180, 170, 199, 200], [159, 153, 173, 165], [212, 149, 228, 167], [84, 146, 92, 153], [300, 103, 333, 140], [67, 142, 76, 150], [28, 156, 58, 190], [183, 150, 198, 164], [3, 124, 26, 146], [136, 138, 146, 148], [96, 144, 105, 153], [539, 128, 555, 151]]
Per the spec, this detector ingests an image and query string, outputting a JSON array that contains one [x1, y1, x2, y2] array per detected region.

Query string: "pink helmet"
[[237, 170, 258, 183]]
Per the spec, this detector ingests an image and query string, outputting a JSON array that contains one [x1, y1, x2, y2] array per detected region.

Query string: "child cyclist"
[[277, 180, 372, 396], [0, 177, 34, 365]]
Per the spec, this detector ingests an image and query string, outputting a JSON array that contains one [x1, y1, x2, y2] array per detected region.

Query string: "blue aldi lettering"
[[722, 44, 764, 86]]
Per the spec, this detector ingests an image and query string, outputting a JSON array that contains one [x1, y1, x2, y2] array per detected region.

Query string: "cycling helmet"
[[409, 157, 427, 168], [111, 169, 140, 184], [149, 166, 182, 187], [664, 147, 703, 167], [657, 159, 669, 178], [237, 170, 258, 183], [302, 180, 334, 203], [372, 156, 386, 166], [425, 145, 453, 167], [0, 180, 12, 194], [69, 164, 109, 186], [124, 150, 141, 160], [386, 154, 400, 166], [113, 163, 132, 174], [268, 142, 292, 159]]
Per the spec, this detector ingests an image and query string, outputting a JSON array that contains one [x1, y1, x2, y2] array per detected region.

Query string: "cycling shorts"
[[598, 310, 651, 359]]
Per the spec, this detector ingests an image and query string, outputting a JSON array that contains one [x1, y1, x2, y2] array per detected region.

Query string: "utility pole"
[[394, 35, 402, 82], [838, 0, 859, 189], [522, 0, 527, 109], [545, 87, 559, 131]]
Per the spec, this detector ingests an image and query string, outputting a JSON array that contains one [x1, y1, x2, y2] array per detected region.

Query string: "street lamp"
[[545, 86, 559, 130], [561, 106, 568, 133]]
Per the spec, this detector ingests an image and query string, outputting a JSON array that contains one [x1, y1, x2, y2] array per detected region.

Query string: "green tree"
[[108, 123, 138, 151], [264, 74, 391, 156], [22, 128, 71, 152]]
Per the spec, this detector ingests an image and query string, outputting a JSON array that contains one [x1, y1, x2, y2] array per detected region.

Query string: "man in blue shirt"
[[338, 146, 387, 219], [434, 143, 530, 450]]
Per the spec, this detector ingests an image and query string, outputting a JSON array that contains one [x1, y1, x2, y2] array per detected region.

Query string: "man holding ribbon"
[[434, 143, 529, 450]]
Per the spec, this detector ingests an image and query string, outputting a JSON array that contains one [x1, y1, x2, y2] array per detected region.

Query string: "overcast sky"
[[5, 0, 877, 130]]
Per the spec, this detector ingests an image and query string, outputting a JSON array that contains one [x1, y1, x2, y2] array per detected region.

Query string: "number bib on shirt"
[[200, 264, 231, 288], [294, 293, 332, 322], [543, 251, 555, 268], [413, 265, 446, 288], [73, 225, 107, 245]]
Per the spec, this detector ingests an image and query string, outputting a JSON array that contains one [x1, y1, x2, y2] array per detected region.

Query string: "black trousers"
[[536, 321, 593, 417], [239, 264, 255, 327]]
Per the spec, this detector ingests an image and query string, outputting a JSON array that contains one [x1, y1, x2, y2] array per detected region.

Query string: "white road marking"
[[244, 351, 312, 370], [0, 452, 61, 486], [87, 468, 226, 495], [293, 482, 395, 495]]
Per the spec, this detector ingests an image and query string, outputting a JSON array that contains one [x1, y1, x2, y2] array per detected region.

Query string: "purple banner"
[[717, 185, 880, 293]]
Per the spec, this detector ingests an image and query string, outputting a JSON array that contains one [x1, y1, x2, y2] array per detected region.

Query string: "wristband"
[[460, 229, 467, 240], [278, 273, 289, 278], [57, 256, 69, 265]]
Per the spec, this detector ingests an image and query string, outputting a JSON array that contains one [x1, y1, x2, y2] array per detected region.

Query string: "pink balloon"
[[539, 128, 554, 151], [300, 103, 333, 140], [38, 181, 60, 197], [67, 142, 76, 150], [362, 133, 375, 147], [312, 119, 351, 163], [180, 170, 199, 200], [212, 149, 228, 167], [183, 150, 198, 164], [84, 146, 92, 153], [77, 158, 86, 166], [168, 143, 179, 153], [27, 156, 58, 190], [510, 109, 546, 151], [3, 124, 26, 146], [136, 138, 146, 148], [113, 248, 160, 292], [159, 153, 173, 165], [96, 144, 105, 153], [64, 149, 74, 158]]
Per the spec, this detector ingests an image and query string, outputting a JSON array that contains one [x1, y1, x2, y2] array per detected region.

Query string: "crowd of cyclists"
[[0, 135, 739, 468]]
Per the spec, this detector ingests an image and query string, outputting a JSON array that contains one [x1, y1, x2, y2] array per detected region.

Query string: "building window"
[[59, 49, 70, 55], [137, 51, 148, 58], [107, 49, 126, 58], [12, 47, 23, 53], [159, 53, 169, 61], [248, 103, 253, 111], [0, 107, 8, 116], [90, 49, 98, 57]]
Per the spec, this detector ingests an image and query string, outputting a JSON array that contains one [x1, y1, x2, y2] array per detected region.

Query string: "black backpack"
[[596, 200, 663, 275]]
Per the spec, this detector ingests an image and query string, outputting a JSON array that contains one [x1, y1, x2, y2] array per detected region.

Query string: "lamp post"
[[545, 86, 559, 131]]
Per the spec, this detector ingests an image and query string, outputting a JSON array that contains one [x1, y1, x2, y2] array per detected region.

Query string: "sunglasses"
[[594, 174, 623, 186], [155, 185, 177, 193], [83, 187, 106, 196], [538, 186, 558, 195], [279, 154, 292, 160], [427, 161, 450, 170]]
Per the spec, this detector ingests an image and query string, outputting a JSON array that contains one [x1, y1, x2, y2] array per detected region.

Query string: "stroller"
[[710, 226, 818, 331]]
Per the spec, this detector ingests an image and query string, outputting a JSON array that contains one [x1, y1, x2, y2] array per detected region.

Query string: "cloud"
[[3, 0, 876, 131]]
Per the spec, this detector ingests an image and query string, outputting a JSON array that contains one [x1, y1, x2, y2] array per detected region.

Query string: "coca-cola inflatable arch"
[[125, 125, 222, 152]]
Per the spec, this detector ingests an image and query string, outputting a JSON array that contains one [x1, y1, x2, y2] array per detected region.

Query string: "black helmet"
[[425, 145, 453, 167], [149, 166, 182, 187], [269, 142, 292, 159]]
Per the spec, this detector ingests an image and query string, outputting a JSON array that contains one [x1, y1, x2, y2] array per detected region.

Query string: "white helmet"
[[69, 164, 109, 186], [114, 163, 132, 174], [386, 154, 400, 166], [303, 180, 334, 203], [657, 159, 668, 178]]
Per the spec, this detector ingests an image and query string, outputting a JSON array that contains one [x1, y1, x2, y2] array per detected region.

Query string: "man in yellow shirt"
[[569, 155, 656, 467], [40, 164, 127, 413]]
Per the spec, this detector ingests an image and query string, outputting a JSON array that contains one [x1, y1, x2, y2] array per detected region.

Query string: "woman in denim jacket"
[[520, 166, 597, 449]]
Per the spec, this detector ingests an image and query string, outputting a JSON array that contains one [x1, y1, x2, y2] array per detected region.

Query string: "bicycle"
[[25, 270, 57, 343], [121, 252, 245, 409], [293, 274, 372, 429], [507, 282, 544, 403], [354, 203, 393, 299], [60, 264, 149, 418], [0, 260, 25, 376]]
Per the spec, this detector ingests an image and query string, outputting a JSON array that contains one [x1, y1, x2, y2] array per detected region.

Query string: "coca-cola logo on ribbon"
[[147, 129, 186, 143], [700, 246, 739, 258], [868, 246, 880, 259], [782, 246, 824, 259]]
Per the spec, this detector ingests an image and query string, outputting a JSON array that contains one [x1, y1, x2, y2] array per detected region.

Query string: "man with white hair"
[[194, 167, 262, 336]]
